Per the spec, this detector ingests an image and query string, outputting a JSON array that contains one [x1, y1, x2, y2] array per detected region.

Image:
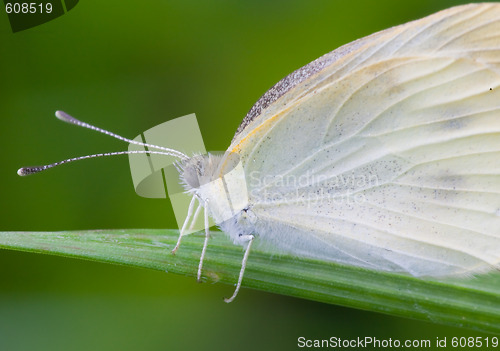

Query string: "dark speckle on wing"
[[233, 37, 368, 141]]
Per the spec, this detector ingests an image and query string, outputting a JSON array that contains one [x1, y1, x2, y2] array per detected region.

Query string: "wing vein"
[[435, 14, 500, 51]]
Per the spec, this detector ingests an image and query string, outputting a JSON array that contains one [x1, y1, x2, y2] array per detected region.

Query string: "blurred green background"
[[1, 1, 497, 350]]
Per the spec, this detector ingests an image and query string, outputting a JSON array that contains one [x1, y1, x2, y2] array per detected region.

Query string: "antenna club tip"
[[55, 110, 81, 125], [17, 167, 29, 176], [17, 166, 43, 176], [55, 110, 68, 120]]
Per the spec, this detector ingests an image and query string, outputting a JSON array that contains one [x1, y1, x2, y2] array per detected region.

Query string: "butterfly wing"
[[223, 3, 500, 276]]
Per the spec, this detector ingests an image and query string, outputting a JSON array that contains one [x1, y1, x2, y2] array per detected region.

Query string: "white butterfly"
[[19, 3, 500, 302]]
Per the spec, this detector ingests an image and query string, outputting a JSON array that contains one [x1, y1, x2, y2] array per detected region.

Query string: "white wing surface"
[[225, 3, 500, 276]]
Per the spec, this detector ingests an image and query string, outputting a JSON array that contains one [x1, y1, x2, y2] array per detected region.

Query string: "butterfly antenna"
[[17, 150, 176, 176], [18, 110, 191, 176], [55, 110, 189, 160]]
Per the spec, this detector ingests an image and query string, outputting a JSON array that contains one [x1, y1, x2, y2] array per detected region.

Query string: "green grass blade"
[[1, 229, 499, 333]]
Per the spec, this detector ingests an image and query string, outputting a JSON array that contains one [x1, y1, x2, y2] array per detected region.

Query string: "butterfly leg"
[[224, 234, 255, 303], [197, 201, 211, 282], [172, 195, 197, 254], [188, 202, 202, 231]]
